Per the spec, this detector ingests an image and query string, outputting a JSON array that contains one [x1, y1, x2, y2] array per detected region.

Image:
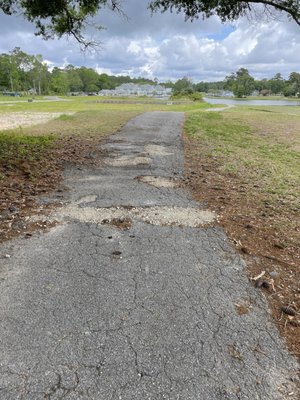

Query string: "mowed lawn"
[[0, 96, 209, 170], [1, 96, 299, 216], [1, 96, 298, 224], [185, 105, 300, 211], [183, 104, 300, 356]]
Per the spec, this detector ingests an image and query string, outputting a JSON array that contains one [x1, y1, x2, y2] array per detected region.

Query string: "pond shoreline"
[[204, 96, 300, 106]]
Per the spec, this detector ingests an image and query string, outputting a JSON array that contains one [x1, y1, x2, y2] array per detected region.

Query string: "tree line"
[[172, 69, 300, 98], [0, 47, 157, 95], [1, 48, 300, 98]]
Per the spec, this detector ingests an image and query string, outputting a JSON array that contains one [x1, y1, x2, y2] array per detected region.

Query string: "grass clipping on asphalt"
[[183, 106, 300, 359]]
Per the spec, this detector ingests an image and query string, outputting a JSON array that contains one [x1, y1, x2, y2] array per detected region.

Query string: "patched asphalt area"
[[0, 112, 299, 399]]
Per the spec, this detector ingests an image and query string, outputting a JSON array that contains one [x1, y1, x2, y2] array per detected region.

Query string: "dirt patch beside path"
[[182, 136, 300, 363], [0, 112, 74, 130], [0, 135, 107, 242]]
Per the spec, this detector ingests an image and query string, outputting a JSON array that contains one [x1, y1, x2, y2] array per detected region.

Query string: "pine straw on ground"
[[0, 135, 107, 242], [182, 136, 300, 363]]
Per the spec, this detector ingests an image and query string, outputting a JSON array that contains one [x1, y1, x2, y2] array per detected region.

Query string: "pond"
[[203, 97, 300, 106]]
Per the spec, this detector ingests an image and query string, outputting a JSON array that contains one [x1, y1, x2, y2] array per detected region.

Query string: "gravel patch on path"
[[54, 204, 216, 227]]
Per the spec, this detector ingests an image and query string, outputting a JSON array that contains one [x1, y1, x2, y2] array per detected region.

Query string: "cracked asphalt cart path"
[[0, 112, 299, 399]]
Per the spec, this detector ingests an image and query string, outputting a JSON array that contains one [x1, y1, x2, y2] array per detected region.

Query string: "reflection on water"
[[203, 97, 300, 107]]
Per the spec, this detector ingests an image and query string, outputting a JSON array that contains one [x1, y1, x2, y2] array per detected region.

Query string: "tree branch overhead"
[[0, 0, 299, 46]]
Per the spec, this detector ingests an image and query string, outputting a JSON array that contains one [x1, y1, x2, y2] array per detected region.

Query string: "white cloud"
[[127, 41, 142, 55], [95, 66, 114, 75]]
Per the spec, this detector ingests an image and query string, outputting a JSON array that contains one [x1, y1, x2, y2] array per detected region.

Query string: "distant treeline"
[[1, 48, 300, 98], [172, 69, 300, 98], [0, 47, 159, 95]]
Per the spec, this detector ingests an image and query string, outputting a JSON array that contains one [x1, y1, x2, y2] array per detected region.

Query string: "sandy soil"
[[0, 112, 73, 130]]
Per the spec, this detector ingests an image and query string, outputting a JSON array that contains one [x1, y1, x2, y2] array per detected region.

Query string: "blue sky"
[[207, 25, 236, 41], [0, 0, 300, 82]]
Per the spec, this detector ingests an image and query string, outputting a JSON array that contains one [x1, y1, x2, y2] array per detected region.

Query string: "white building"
[[99, 83, 172, 98]]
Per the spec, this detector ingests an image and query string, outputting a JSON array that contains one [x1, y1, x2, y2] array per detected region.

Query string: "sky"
[[0, 0, 300, 82]]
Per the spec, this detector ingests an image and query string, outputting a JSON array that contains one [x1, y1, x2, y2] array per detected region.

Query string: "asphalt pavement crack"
[[0, 111, 298, 399], [43, 369, 80, 399]]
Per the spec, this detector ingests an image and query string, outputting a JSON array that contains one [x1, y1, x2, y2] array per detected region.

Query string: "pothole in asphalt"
[[137, 175, 177, 188], [145, 144, 173, 156], [102, 217, 132, 230], [55, 205, 216, 228], [105, 155, 151, 166], [111, 250, 122, 256], [75, 195, 98, 205]]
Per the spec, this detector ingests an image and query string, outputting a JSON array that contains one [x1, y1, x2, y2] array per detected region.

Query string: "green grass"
[[0, 131, 55, 168], [0, 97, 211, 140], [0, 96, 209, 113], [185, 107, 300, 201], [25, 109, 143, 138], [56, 113, 75, 121], [0, 97, 209, 177], [0, 95, 45, 102]]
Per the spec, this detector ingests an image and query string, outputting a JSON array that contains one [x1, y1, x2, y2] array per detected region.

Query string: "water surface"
[[204, 97, 300, 106]]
